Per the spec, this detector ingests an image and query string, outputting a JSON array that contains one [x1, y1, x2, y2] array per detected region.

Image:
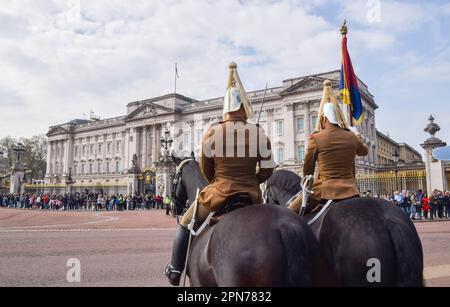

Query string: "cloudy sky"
[[0, 0, 449, 153]]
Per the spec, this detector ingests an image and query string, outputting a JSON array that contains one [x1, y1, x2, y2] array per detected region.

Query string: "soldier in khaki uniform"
[[164, 62, 275, 286], [288, 102, 368, 213]]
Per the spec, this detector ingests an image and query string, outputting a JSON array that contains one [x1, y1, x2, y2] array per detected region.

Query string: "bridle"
[[171, 158, 194, 215]]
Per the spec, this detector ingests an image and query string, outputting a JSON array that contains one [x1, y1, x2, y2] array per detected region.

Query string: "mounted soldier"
[[164, 62, 275, 286], [287, 83, 368, 214]]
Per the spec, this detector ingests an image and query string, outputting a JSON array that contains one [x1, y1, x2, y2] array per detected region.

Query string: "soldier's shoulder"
[[309, 130, 320, 139]]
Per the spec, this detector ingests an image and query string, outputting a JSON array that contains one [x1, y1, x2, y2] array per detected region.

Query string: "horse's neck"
[[277, 186, 298, 207], [185, 166, 208, 205]]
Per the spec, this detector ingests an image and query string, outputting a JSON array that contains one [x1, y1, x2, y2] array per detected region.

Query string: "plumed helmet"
[[223, 62, 254, 119], [224, 84, 243, 114], [322, 102, 339, 125]]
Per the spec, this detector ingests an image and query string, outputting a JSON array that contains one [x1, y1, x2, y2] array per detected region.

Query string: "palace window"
[[107, 142, 111, 154], [184, 132, 190, 148], [74, 147, 78, 157], [311, 116, 318, 131], [116, 141, 121, 153], [98, 143, 102, 154], [296, 117, 304, 132], [276, 120, 283, 137], [115, 161, 120, 174], [90, 144, 94, 155], [89, 163, 93, 175], [106, 162, 110, 174], [297, 145, 305, 161], [82, 145, 86, 156], [196, 130, 203, 144], [97, 162, 101, 174], [277, 147, 284, 163]]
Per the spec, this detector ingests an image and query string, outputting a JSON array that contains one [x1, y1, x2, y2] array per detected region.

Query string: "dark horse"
[[170, 155, 329, 287], [265, 170, 424, 287]]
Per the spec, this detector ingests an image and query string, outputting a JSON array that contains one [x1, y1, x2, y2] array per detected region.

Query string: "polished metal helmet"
[[223, 84, 243, 115], [222, 62, 254, 119]]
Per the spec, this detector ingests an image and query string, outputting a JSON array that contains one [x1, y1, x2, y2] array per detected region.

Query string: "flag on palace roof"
[[339, 30, 365, 125]]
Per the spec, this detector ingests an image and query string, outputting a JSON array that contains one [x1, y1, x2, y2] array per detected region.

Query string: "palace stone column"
[[421, 115, 448, 195], [284, 103, 295, 163]]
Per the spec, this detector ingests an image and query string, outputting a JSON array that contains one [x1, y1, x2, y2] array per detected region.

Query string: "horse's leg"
[[383, 204, 424, 286]]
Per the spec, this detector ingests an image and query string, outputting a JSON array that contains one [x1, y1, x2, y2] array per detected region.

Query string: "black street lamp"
[[12, 143, 26, 162], [393, 149, 400, 192], [160, 129, 173, 162]]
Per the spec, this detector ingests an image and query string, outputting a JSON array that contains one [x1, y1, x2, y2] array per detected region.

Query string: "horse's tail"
[[278, 218, 324, 286], [386, 213, 424, 287]]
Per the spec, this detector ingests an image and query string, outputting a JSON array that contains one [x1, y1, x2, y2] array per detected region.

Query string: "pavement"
[[0, 207, 449, 287]]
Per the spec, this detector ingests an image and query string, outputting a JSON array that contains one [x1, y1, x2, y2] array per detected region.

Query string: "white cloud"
[[338, 0, 439, 32], [0, 0, 344, 138], [0, 0, 448, 151]]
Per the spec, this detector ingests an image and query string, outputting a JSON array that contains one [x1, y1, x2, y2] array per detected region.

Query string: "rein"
[[171, 158, 195, 218]]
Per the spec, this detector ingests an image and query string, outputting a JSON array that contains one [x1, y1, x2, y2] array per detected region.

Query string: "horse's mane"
[[266, 169, 301, 194], [185, 159, 208, 185]]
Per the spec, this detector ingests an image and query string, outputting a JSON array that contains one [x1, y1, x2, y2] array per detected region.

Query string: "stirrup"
[[163, 262, 182, 286]]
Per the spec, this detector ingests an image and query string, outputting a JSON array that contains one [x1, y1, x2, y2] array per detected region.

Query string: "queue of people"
[[385, 189, 450, 220], [0, 191, 172, 212]]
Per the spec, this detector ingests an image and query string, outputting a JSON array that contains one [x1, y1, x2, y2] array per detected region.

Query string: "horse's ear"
[[191, 151, 195, 159], [171, 151, 182, 165]]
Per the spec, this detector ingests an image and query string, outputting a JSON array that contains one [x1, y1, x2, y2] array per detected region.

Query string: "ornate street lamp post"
[[160, 129, 174, 162], [12, 143, 25, 162], [393, 149, 400, 192]]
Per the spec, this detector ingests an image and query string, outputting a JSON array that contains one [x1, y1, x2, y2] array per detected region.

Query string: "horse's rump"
[[188, 205, 325, 287], [318, 197, 423, 286]]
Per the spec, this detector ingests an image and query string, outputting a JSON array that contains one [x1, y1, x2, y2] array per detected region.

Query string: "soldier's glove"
[[348, 126, 359, 136]]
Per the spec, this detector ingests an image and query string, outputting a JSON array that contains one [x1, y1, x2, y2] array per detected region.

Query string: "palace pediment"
[[46, 126, 68, 137], [124, 102, 176, 121], [280, 76, 339, 96]]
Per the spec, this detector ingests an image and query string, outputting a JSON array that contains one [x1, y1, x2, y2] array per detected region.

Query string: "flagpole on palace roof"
[[174, 62, 179, 96]]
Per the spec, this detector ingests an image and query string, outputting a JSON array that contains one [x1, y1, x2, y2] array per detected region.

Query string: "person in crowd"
[[410, 192, 417, 220], [422, 193, 430, 220], [445, 191, 450, 219], [164, 195, 172, 216]]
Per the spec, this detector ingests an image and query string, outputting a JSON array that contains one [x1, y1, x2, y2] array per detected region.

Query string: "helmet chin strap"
[[224, 106, 247, 121]]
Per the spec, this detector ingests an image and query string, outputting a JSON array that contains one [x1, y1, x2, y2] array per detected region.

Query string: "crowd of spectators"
[[375, 189, 450, 220], [0, 191, 173, 213]]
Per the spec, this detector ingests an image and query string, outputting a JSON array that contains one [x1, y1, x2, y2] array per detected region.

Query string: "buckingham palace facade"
[[44, 70, 378, 196]]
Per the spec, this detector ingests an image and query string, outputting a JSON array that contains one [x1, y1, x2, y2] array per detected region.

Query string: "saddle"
[[190, 193, 252, 237], [209, 193, 252, 226]]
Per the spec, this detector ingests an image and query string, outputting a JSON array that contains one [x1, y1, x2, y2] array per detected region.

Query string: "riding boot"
[[164, 224, 190, 286]]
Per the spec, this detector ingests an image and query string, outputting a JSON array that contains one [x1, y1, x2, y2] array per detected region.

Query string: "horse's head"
[[170, 151, 206, 215], [265, 170, 302, 207]]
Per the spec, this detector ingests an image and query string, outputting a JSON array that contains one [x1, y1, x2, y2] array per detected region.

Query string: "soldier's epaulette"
[[309, 131, 319, 139]]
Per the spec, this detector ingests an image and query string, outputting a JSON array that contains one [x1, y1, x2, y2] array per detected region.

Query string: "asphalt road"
[[0, 208, 449, 287]]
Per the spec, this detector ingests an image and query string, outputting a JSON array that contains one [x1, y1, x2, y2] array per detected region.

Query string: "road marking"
[[0, 212, 120, 230], [84, 212, 120, 224], [424, 264, 450, 280], [0, 228, 176, 233]]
